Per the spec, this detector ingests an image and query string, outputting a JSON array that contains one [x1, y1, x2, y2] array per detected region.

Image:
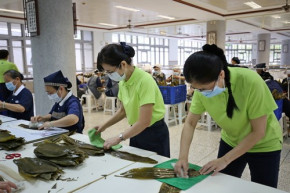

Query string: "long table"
[[0, 134, 157, 193], [0, 117, 288, 193]]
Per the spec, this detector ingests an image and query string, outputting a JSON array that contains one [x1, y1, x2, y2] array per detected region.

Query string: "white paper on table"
[[0, 120, 68, 143]]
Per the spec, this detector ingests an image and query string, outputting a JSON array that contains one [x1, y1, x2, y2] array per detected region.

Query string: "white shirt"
[[59, 91, 72, 106], [13, 85, 25, 96]]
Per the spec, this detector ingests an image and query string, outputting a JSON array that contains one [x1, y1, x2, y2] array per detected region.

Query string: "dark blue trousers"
[[130, 119, 170, 158], [218, 139, 281, 188]]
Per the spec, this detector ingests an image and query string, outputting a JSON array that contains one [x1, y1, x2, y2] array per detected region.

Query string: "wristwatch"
[[119, 133, 125, 141]]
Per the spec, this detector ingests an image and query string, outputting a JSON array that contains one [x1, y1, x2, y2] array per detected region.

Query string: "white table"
[[0, 115, 16, 123], [0, 133, 157, 193], [0, 120, 68, 143], [75, 154, 288, 193]]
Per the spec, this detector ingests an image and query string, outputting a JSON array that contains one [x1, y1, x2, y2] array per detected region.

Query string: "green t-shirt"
[[0, 59, 19, 83], [118, 67, 165, 126], [190, 67, 282, 153]]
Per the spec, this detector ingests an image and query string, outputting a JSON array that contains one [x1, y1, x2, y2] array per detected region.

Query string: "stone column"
[[206, 20, 226, 50], [31, 0, 76, 115], [256, 33, 271, 67], [281, 39, 290, 66]]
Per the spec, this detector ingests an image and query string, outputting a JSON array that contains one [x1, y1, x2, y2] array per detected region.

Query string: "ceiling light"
[[160, 31, 167, 35], [272, 15, 281, 19], [98, 23, 118, 27], [244, 1, 262, 9], [284, 21, 290, 24], [115, 6, 140, 12], [157, 15, 175, 20], [0, 8, 24, 14]]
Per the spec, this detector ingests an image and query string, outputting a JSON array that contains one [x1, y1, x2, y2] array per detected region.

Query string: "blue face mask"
[[5, 81, 16, 91], [107, 64, 126, 82], [47, 91, 62, 103], [200, 79, 225, 98]]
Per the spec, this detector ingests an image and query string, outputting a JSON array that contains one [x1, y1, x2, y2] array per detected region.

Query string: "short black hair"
[[0, 50, 9, 59], [97, 42, 135, 71], [4, 70, 23, 81], [231, 57, 240, 64]]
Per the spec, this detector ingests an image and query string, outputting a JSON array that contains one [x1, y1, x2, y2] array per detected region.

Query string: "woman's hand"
[[103, 136, 121, 149], [38, 121, 53, 130], [94, 125, 106, 134], [0, 181, 17, 193], [199, 157, 229, 176], [174, 159, 189, 178], [31, 116, 44, 123]]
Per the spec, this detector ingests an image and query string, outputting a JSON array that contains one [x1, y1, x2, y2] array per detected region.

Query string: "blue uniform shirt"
[[49, 92, 84, 133], [6, 85, 34, 121]]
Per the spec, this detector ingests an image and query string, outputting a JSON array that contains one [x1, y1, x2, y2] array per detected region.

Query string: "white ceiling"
[[0, 0, 289, 42]]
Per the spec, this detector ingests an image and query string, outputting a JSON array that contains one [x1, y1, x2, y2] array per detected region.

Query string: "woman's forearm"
[[50, 114, 79, 127], [1, 102, 25, 113], [178, 113, 200, 160]]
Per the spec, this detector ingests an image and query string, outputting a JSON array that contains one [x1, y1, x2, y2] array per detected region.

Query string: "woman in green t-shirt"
[[93, 42, 170, 157], [174, 44, 282, 188]]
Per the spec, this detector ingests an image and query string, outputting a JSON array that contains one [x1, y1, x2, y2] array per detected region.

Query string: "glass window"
[[126, 35, 131, 43], [0, 22, 8, 35], [11, 23, 22, 36], [120, 34, 125, 42], [75, 43, 82, 71], [112, 33, 119, 43], [12, 41, 24, 73], [25, 40, 31, 45], [132, 36, 137, 44], [138, 36, 144, 44], [144, 37, 149, 44], [84, 43, 93, 69], [0, 40, 8, 50], [83, 31, 92, 41], [26, 47, 32, 66]]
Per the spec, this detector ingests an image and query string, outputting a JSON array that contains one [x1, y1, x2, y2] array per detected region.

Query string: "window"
[[269, 44, 281, 65], [0, 22, 8, 35], [225, 43, 253, 65], [0, 22, 95, 76], [112, 33, 170, 66], [11, 23, 22, 36], [178, 40, 204, 65]]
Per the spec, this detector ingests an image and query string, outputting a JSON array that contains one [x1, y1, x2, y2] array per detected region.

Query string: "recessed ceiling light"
[[244, 1, 262, 9], [98, 23, 118, 27], [115, 6, 140, 12], [272, 15, 281, 19], [157, 15, 175, 20], [284, 21, 290, 24], [0, 8, 24, 14]]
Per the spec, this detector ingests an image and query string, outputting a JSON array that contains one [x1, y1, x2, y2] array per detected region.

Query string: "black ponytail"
[[97, 42, 135, 71], [184, 44, 238, 118]]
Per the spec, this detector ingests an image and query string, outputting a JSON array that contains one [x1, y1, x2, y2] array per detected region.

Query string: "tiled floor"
[[83, 111, 290, 192]]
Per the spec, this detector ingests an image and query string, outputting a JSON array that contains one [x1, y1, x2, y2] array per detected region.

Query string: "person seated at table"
[[166, 67, 185, 85], [231, 57, 240, 65], [0, 70, 34, 121], [254, 63, 273, 80], [31, 70, 84, 133], [0, 180, 17, 193]]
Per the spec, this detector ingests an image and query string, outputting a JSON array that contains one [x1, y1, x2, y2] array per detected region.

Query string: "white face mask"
[[108, 72, 125, 82], [47, 91, 62, 103]]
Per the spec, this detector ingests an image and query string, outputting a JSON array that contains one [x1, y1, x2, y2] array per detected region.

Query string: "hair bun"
[[120, 42, 135, 58], [202, 44, 227, 64]]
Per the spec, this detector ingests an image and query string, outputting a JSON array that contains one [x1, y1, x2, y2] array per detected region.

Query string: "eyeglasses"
[[104, 64, 121, 75], [193, 79, 218, 92]]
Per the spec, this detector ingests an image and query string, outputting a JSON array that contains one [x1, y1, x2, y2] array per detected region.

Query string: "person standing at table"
[[31, 70, 84, 133], [174, 44, 282, 188], [93, 42, 170, 157], [0, 70, 33, 121], [0, 50, 19, 101]]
